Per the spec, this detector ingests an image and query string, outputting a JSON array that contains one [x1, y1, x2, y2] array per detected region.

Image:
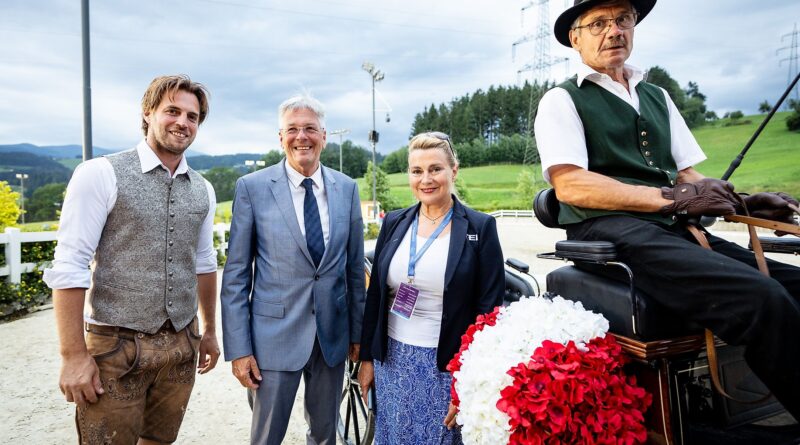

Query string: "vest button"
[[168, 256, 173, 262], [170, 199, 175, 204], [642, 141, 649, 146], [168, 286, 173, 291], [168, 301, 173, 306], [169, 227, 174, 232], [644, 151, 651, 156], [170, 212, 175, 218], [641, 131, 647, 137], [169, 271, 174, 276], [168, 240, 174, 246]]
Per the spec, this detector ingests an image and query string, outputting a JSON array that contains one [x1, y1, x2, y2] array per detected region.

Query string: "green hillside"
[[216, 112, 799, 219]]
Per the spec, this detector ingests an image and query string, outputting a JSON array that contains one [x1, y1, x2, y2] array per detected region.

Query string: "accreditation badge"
[[390, 282, 420, 319]]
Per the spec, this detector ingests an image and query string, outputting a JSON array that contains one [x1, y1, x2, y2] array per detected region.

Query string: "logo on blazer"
[[467, 234, 478, 241]]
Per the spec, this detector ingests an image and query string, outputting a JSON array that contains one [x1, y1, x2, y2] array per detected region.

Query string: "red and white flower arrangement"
[[448, 295, 652, 445]]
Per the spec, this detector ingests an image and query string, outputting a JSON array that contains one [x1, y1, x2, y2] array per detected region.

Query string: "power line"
[[777, 22, 799, 106]]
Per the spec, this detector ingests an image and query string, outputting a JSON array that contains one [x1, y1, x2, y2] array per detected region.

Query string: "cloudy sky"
[[1, 0, 797, 156]]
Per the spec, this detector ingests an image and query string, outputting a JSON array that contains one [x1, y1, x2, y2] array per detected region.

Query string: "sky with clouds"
[[1, 0, 798, 157]]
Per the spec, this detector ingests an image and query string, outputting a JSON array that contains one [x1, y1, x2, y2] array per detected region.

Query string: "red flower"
[[447, 305, 502, 407], [497, 335, 652, 445]]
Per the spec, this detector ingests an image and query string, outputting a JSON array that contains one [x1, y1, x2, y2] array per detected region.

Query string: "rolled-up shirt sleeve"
[[43, 158, 116, 290], [534, 87, 590, 184], [195, 178, 218, 274]]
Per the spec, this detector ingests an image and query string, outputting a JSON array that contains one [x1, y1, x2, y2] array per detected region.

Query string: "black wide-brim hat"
[[554, 0, 656, 47]]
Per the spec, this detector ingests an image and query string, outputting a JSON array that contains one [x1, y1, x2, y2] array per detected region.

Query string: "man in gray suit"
[[220, 94, 365, 445]]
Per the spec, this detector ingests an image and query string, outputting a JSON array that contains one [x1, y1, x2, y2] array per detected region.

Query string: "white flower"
[[454, 295, 609, 445]]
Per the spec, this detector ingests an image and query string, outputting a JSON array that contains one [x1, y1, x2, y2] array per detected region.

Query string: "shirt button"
[[641, 131, 647, 137], [644, 151, 651, 156], [642, 141, 649, 147], [648, 161, 655, 166]]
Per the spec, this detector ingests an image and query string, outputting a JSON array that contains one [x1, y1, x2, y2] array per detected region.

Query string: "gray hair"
[[571, 0, 637, 29], [278, 94, 326, 129]]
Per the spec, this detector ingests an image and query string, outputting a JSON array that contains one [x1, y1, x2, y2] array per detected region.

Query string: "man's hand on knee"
[[59, 352, 103, 405], [660, 178, 738, 217], [231, 355, 262, 389]]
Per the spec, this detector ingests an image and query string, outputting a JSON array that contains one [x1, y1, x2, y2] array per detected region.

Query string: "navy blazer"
[[359, 197, 505, 371]]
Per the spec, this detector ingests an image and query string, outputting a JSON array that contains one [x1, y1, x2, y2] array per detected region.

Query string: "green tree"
[[786, 99, 800, 132], [262, 150, 285, 167], [202, 167, 241, 202], [360, 162, 397, 211], [515, 168, 539, 208], [25, 182, 66, 222], [381, 147, 408, 174], [454, 176, 471, 204], [646, 66, 686, 109], [0, 181, 21, 230], [758, 100, 772, 113]]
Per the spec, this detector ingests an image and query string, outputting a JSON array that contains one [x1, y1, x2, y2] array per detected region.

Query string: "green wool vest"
[[557, 77, 677, 226]]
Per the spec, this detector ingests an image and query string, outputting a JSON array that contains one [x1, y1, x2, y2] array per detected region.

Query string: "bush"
[[213, 231, 228, 268], [0, 240, 55, 317], [364, 222, 380, 240]]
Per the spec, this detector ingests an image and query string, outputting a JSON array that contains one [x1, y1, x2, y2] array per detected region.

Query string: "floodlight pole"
[[362, 62, 384, 220], [81, 0, 93, 161], [15, 173, 28, 224], [329, 129, 351, 173]]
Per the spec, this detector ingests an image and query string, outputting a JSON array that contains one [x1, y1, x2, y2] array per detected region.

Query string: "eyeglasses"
[[572, 12, 637, 36], [281, 125, 322, 136]]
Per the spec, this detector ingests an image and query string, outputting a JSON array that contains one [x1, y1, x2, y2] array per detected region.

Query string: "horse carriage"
[[336, 192, 799, 445]]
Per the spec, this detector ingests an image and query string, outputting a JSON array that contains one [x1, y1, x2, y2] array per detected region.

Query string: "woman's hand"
[[357, 361, 374, 405], [443, 401, 459, 429]]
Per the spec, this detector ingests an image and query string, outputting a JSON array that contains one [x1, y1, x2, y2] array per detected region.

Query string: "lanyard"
[[408, 207, 453, 282]]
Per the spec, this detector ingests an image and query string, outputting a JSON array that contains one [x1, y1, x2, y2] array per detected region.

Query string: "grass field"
[[215, 112, 799, 220]]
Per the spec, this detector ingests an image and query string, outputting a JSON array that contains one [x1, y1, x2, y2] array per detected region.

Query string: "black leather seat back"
[[533, 188, 562, 229]]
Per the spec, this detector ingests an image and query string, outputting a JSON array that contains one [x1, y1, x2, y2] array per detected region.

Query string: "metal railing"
[[488, 209, 534, 218]]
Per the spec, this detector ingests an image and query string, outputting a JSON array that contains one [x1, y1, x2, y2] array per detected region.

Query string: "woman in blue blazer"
[[358, 132, 505, 445]]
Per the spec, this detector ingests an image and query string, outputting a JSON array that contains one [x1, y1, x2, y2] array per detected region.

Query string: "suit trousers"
[[248, 338, 345, 445], [566, 215, 800, 421]]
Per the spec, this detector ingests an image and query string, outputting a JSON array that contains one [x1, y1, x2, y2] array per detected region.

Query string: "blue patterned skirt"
[[373, 337, 463, 445]]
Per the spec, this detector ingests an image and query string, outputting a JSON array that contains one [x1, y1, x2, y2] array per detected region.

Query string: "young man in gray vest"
[[45, 75, 220, 444], [536, 0, 800, 421]]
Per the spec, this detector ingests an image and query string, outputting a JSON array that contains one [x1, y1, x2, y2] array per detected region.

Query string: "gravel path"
[[2, 217, 796, 443]]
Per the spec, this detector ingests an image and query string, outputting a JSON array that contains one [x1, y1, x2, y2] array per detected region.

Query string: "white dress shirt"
[[43, 140, 217, 291], [534, 62, 707, 183], [284, 161, 330, 247]]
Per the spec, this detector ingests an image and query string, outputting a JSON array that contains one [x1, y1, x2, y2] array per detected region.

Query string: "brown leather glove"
[[659, 178, 738, 217], [740, 192, 799, 224]]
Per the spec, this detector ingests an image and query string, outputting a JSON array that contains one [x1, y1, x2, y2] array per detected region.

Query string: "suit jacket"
[[359, 197, 505, 371], [221, 160, 365, 371]]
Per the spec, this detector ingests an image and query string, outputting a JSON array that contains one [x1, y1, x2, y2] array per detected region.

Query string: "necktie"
[[302, 178, 325, 268]]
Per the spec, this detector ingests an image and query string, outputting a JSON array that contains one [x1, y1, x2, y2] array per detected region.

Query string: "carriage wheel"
[[337, 358, 375, 445]]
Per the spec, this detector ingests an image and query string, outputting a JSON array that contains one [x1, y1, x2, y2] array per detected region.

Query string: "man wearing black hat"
[[535, 0, 800, 421]]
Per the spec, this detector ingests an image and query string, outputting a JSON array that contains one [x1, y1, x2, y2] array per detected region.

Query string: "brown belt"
[[85, 319, 176, 340]]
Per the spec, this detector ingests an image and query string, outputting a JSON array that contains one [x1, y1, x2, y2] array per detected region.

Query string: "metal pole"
[[371, 76, 377, 220], [338, 133, 344, 172], [81, 0, 93, 161], [20, 176, 25, 225]]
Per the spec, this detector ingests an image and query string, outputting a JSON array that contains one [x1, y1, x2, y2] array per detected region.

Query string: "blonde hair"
[[408, 132, 459, 169]]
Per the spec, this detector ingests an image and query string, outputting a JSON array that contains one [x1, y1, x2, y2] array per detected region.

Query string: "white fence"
[[0, 228, 58, 284], [488, 209, 534, 219]]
